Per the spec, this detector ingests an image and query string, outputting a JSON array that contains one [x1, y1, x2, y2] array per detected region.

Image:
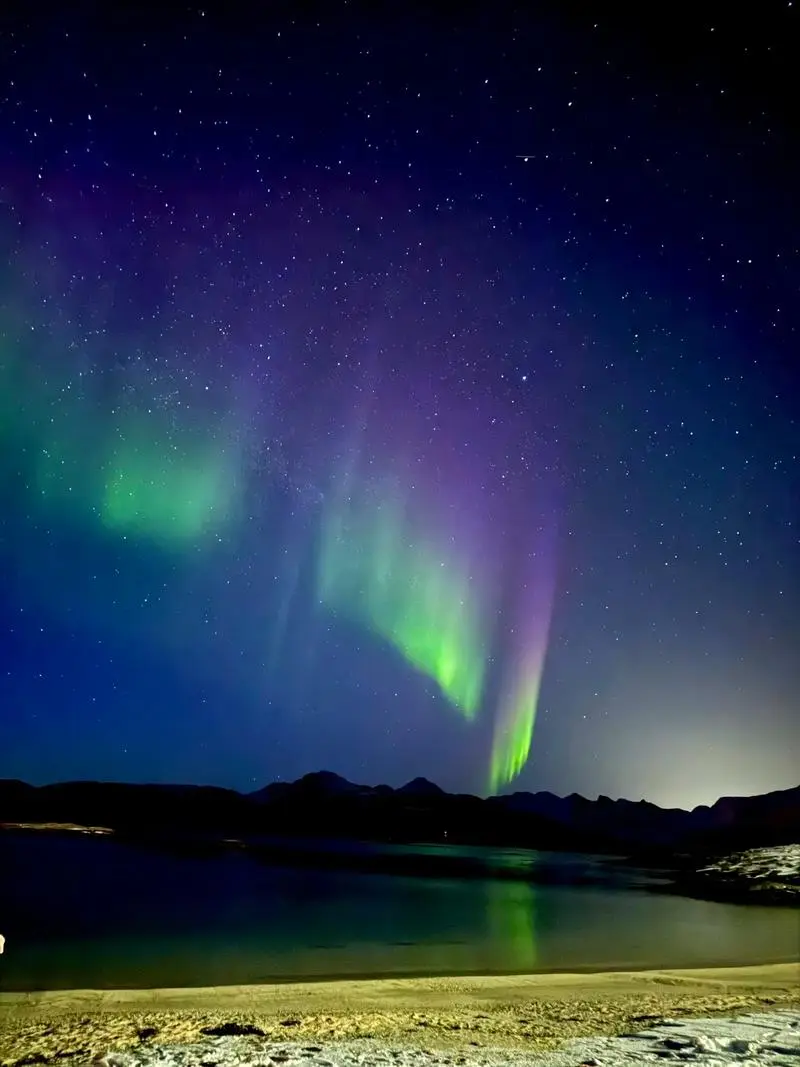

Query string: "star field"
[[0, 3, 797, 808]]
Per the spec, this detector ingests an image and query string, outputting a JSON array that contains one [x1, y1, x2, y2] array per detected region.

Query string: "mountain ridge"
[[1, 773, 798, 857]]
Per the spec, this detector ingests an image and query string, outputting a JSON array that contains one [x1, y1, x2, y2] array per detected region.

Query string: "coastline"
[[1, 963, 798, 1065], [5, 825, 800, 908]]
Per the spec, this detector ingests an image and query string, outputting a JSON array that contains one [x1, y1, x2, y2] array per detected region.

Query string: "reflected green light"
[[318, 482, 487, 716], [487, 879, 537, 969]]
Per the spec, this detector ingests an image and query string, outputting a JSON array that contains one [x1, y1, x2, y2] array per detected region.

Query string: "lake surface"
[[0, 832, 797, 991]]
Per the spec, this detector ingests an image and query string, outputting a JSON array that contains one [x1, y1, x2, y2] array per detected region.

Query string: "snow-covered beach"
[[1, 965, 798, 1067]]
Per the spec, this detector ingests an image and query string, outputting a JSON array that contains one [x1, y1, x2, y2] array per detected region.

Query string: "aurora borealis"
[[1, 5, 798, 809], [1, 172, 557, 794]]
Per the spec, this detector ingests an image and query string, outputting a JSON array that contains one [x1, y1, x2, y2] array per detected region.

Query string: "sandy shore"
[[1, 963, 798, 1065]]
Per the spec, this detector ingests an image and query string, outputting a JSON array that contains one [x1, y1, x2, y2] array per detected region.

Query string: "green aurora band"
[[318, 481, 488, 718]]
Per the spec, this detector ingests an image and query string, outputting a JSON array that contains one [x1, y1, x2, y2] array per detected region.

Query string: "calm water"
[[0, 832, 796, 991]]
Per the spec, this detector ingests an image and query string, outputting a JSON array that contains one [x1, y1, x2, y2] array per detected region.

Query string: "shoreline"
[[1, 963, 798, 1064], [2, 955, 800, 1003]]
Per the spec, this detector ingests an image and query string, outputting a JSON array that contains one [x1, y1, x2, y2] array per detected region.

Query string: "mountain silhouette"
[[1, 774, 797, 858]]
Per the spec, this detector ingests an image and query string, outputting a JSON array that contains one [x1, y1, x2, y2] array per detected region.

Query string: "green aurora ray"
[[488, 566, 555, 793], [489, 665, 543, 794]]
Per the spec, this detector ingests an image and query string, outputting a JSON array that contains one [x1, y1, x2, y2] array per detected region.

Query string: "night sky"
[[1, 4, 797, 810]]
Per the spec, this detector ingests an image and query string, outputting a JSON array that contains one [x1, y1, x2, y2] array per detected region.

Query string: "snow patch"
[[92, 1010, 800, 1067], [697, 845, 800, 884]]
